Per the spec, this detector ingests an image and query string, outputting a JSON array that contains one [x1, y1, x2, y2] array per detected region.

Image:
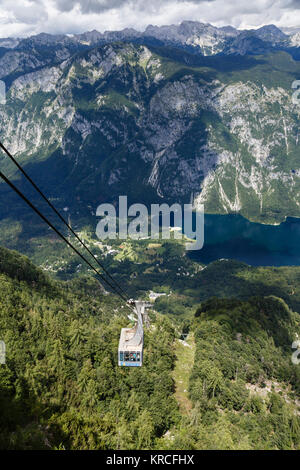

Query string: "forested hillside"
[[0, 245, 299, 449], [0, 246, 178, 449], [161, 297, 300, 450]]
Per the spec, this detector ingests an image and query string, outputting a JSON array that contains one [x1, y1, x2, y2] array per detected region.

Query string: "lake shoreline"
[[188, 213, 300, 267]]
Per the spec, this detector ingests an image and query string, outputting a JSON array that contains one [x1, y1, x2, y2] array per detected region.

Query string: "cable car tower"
[[118, 301, 152, 367]]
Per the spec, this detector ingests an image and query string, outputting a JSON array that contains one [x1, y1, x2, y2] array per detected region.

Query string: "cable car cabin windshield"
[[119, 350, 142, 367]]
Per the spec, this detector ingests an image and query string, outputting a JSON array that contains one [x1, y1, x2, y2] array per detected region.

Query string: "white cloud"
[[0, 0, 300, 37]]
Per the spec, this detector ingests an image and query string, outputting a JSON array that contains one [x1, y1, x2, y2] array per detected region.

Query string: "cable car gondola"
[[118, 301, 151, 367]]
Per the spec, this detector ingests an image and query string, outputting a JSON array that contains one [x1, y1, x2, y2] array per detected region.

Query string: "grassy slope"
[[172, 333, 195, 416]]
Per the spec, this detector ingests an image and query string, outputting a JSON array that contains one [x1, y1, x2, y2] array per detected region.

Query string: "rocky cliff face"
[[1, 31, 300, 223]]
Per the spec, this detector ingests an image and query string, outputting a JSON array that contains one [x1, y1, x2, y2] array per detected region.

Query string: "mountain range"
[[1, 21, 300, 229], [3, 22, 300, 57]]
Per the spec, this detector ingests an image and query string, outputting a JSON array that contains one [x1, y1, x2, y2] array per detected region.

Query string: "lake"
[[188, 213, 300, 266]]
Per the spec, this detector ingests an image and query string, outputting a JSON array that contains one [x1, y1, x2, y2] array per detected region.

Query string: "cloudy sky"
[[1, 0, 300, 37]]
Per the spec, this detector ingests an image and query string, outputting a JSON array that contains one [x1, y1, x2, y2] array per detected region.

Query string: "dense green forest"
[[0, 245, 299, 449], [0, 247, 178, 449], [161, 297, 300, 450]]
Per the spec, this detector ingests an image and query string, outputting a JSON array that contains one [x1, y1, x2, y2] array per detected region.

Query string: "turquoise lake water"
[[188, 214, 300, 266]]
